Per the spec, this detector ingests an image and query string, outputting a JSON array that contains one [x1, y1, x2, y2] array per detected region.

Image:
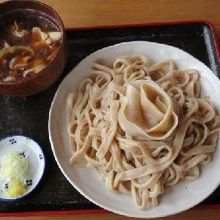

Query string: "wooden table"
[[2, 0, 220, 219]]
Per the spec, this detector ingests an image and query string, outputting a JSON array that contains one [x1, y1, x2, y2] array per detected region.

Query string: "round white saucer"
[[0, 135, 45, 200]]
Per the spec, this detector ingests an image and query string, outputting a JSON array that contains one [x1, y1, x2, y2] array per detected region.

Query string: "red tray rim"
[[2, 19, 220, 217], [2, 204, 220, 217]]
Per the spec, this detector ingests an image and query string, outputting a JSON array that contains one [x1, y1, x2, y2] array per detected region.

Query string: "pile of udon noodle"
[[67, 55, 220, 209]]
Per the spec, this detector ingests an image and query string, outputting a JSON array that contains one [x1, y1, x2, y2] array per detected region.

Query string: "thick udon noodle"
[[67, 55, 220, 209]]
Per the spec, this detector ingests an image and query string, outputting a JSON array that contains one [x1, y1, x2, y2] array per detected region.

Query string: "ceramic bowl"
[[0, 0, 67, 96]]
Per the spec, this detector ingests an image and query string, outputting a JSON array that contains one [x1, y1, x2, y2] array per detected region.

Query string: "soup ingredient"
[[0, 151, 29, 197], [0, 20, 62, 82], [67, 55, 220, 209], [48, 32, 62, 42], [11, 20, 28, 38]]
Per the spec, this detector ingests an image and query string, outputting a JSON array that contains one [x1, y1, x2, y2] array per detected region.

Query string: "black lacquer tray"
[[0, 21, 220, 215]]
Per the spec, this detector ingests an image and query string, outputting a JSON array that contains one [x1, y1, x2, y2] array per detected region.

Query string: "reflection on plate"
[[0, 135, 45, 200], [48, 41, 220, 218]]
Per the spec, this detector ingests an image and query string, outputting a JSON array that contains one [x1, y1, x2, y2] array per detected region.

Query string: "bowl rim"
[[0, 0, 66, 86]]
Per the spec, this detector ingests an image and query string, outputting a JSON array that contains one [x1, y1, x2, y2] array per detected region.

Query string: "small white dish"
[[0, 135, 45, 200], [49, 41, 220, 218]]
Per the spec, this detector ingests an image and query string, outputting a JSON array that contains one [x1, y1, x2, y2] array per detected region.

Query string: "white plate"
[[0, 135, 45, 200], [48, 41, 220, 218]]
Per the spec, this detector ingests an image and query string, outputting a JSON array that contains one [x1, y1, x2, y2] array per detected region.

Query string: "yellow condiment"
[[6, 179, 27, 197], [0, 151, 29, 198]]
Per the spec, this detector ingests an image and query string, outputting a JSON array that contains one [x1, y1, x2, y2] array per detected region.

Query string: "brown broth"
[[0, 9, 62, 82]]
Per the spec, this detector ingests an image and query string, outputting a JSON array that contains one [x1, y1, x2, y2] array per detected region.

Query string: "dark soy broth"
[[0, 9, 62, 82]]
